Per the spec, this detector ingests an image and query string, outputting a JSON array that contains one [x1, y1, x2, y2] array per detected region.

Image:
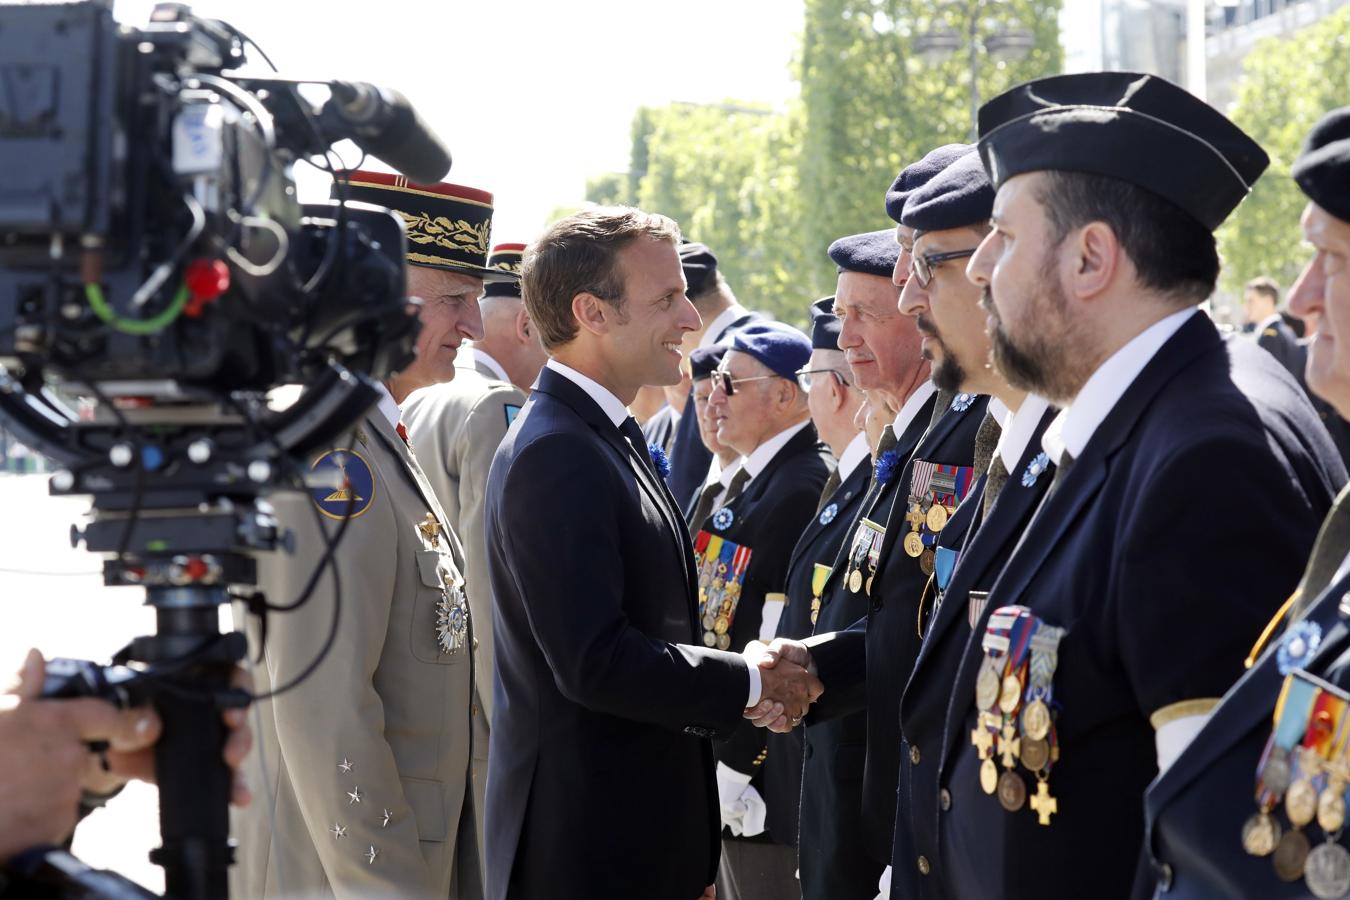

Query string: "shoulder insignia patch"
[[504, 403, 521, 427], [1262, 328, 1279, 338], [310, 449, 376, 520]]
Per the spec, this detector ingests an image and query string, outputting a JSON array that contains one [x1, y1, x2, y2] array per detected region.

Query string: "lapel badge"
[[713, 507, 735, 531], [418, 513, 442, 544], [1022, 452, 1051, 487], [819, 502, 838, 526], [1277, 620, 1322, 675], [951, 393, 975, 413], [436, 581, 470, 655]]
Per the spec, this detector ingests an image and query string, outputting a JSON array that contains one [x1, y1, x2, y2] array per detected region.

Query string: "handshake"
[[741, 639, 822, 732]]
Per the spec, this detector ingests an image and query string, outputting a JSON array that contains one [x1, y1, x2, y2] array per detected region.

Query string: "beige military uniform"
[[231, 405, 480, 900], [402, 350, 525, 854]]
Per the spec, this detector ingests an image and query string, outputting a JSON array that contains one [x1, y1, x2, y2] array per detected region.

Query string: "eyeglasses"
[[911, 248, 977, 289], [713, 367, 780, 397], [794, 368, 849, 392]]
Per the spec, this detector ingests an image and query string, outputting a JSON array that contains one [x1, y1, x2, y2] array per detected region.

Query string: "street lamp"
[[914, 0, 1034, 137]]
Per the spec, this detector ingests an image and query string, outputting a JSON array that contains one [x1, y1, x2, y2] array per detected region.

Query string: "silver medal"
[[1263, 749, 1293, 796], [436, 581, 470, 655], [1305, 842, 1350, 899]]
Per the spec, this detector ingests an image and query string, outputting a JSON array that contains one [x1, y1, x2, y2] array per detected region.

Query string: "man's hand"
[[743, 638, 819, 732], [698, 884, 716, 900]]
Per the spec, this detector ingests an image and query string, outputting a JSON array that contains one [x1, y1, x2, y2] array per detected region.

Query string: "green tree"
[[1217, 7, 1350, 294]]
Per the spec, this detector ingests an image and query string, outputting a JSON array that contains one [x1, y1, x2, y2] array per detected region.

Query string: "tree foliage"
[[1217, 7, 1350, 295]]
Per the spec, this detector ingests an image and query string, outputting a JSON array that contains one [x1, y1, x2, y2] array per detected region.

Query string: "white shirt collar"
[[463, 347, 510, 383], [995, 394, 1052, 472], [544, 358, 629, 427], [744, 420, 810, 481], [1042, 308, 1197, 465], [892, 380, 938, 436], [1255, 313, 1284, 333], [376, 381, 402, 429], [718, 457, 744, 489], [699, 304, 751, 348], [837, 430, 870, 483]]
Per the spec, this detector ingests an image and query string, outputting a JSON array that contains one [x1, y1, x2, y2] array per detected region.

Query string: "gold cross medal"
[[1019, 623, 1067, 826], [418, 513, 441, 545]]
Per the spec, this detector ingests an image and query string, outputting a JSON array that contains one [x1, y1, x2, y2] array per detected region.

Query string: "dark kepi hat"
[[902, 148, 994, 233], [680, 241, 720, 296], [334, 169, 511, 281], [482, 243, 526, 299], [689, 344, 728, 381], [809, 297, 841, 350], [976, 72, 1269, 232], [1293, 107, 1350, 224], [829, 229, 901, 279], [730, 322, 812, 381], [885, 144, 973, 224]]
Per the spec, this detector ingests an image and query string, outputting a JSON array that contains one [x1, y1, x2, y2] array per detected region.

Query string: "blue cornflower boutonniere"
[[1022, 452, 1050, 488], [1277, 620, 1323, 675], [874, 449, 901, 485], [950, 392, 975, 412], [713, 507, 735, 531], [647, 444, 671, 479], [819, 502, 838, 526]]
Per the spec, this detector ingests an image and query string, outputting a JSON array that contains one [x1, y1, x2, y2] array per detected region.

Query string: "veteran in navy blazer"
[[483, 209, 821, 900], [932, 73, 1344, 900], [1142, 106, 1350, 900]]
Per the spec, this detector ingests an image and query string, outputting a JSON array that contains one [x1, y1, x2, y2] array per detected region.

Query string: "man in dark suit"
[[691, 321, 832, 898], [1244, 276, 1305, 377], [1143, 106, 1350, 900], [925, 73, 1342, 900], [483, 208, 821, 900]]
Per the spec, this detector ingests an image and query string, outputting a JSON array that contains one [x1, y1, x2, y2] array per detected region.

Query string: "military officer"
[[402, 241, 546, 862], [888, 145, 1060, 900], [1144, 106, 1350, 899], [232, 171, 505, 899], [695, 322, 832, 898], [1244, 276, 1305, 379], [931, 73, 1342, 899]]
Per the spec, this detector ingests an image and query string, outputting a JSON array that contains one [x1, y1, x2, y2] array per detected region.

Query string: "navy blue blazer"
[[806, 393, 989, 866], [938, 313, 1344, 900], [892, 405, 1058, 900], [484, 367, 751, 900]]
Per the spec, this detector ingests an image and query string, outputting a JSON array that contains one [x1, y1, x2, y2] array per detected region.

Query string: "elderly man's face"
[[402, 266, 485, 388], [1289, 202, 1350, 416], [834, 271, 925, 394]]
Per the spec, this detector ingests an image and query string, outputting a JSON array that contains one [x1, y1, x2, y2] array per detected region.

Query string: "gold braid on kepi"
[[482, 242, 525, 299]]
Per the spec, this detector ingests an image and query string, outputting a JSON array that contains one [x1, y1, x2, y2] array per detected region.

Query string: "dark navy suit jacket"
[[484, 367, 751, 900]]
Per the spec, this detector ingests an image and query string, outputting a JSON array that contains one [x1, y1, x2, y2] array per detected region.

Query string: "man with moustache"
[[885, 146, 1060, 900], [482, 208, 822, 900], [933, 73, 1342, 899], [1142, 107, 1350, 900]]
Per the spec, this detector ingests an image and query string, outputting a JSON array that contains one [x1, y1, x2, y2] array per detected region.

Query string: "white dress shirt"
[[545, 358, 762, 708], [994, 394, 1052, 473], [742, 420, 811, 483], [376, 382, 402, 427], [836, 431, 871, 484], [893, 380, 939, 437]]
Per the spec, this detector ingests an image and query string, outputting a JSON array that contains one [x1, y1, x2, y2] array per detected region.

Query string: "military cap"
[[689, 344, 728, 382], [334, 169, 510, 280], [810, 297, 841, 350], [680, 241, 720, 296], [482, 243, 526, 298], [885, 144, 973, 223], [730, 322, 812, 381], [1293, 106, 1350, 224], [976, 72, 1269, 232], [828, 229, 901, 279], [902, 148, 994, 233]]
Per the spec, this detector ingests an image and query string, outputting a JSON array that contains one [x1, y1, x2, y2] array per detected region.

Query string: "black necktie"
[[1046, 450, 1075, 497], [984, 455, 1011, 519], [722, 466, 752, 507], [688, 478, 724, 532], [619, 416, 652, 472], [816, 469, 842, 515]]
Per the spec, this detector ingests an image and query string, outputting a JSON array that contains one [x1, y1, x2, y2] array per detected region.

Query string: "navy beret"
[[689, 344, 727, 381], [680, 241, 719, 296], [885, 144, 972, 223], [810, 297, 840, 350], [730, 322, 812, 381], [828, 229, 901, 279], [1293, 107, 1350, 225], [977, 72, 1268, 232], [902, 148, 994, 233]]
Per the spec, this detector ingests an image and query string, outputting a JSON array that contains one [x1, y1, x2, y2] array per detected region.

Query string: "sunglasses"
[[794, 368, 849, 392], [713, 367, 780, 397], [911, 248, 977, 289]]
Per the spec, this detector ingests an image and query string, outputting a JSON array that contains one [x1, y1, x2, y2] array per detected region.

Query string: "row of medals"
[[700, 573, 741, 651], [903, 495, 953, 577], [1243, 746, 1350, 896], [973, 655, 1059, 824]]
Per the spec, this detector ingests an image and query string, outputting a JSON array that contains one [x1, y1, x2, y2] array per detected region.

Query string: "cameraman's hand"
[[0, 648, 160, 863]]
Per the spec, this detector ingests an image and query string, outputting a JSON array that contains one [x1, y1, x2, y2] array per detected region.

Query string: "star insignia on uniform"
[[819, 502, 838, 526], [712, 507, 734, 531], [436, 584, 469, 655], [329, 823, 347, 839], [337, 758, 353, 774], [951, 393, 975, 412], [1022, 452, 1050, 488], [365, 845, 379, 865], [381, 809, 393, 828], [347, 787, 363, 805]]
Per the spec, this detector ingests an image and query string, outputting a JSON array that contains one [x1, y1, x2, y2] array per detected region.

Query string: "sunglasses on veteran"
[[794, 368, 850, 392], [911, 247, 978, 289], [712, 365, 783, 397]]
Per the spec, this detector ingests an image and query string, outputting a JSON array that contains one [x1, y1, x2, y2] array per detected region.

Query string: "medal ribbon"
[[1026, 625, 1066, 704], [933, 463, 976, 504], [719, 543, 753, 625], [909, 460, 937, 502]]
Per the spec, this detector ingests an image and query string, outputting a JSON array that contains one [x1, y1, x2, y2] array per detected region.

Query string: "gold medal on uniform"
[[980, 757, 998, 794], [849, 569, 863, 593], [903, 532, 924, 558], [1241, 809, 1282, 858], [926, 503, 949, 532]]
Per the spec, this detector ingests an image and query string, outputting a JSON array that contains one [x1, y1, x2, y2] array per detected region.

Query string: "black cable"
[[225, 24, 280, 73]]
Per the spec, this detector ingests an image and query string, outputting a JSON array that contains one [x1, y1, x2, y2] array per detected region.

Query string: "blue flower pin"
[[713, 507, 735, 531], [874, 449, 901, 485], [1022, 452, 1050, 488], [950, 393, 975, 413], [819, 502, 838, 526], [1277, 620, 1323, 675], [647, 444, 671, 479]]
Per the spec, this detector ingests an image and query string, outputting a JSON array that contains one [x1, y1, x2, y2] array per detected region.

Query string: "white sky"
[[115, 0, 804, 245]]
